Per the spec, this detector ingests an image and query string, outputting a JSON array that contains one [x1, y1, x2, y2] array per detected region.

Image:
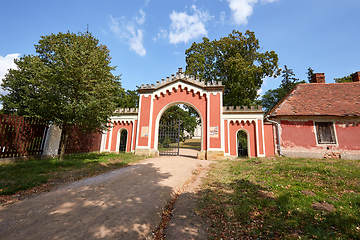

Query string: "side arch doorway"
[[237, 130, 249, 157], [157, 104, 202, 158], [118, 129, 128, 152]]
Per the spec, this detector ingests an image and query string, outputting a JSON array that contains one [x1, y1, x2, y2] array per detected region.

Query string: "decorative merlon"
[[114, 108, 139, 115], [223, 105, 263, 113], [138, 67, 224, 92]]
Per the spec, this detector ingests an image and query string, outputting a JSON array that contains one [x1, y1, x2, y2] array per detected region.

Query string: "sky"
[[1, 0, 360, 96]]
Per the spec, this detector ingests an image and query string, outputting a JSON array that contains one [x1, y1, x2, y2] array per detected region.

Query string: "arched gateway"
[[100, 68, 275, 160]]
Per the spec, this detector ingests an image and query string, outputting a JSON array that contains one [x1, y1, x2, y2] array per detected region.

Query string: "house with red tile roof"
[[266, 72, 360, 160]]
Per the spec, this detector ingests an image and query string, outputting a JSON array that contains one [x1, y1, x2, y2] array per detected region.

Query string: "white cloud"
[[0, 53, 20, 95], [109, 9, 146, 56], [136, 9, 146, 25], [227, 0, 278, 25], [153, 28, 168, 42], [227, 0, 257, 25], [168, 5, 211, 44]]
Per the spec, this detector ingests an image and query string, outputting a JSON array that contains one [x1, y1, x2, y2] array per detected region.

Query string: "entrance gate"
[[158, 119, 182, 156], [102, 68, 268, 160]]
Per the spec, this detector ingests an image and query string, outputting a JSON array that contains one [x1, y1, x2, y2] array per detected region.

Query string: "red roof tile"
[[268, 82, 360, 117]]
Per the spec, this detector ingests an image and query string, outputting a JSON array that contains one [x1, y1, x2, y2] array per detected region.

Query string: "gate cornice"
[[138, 68, 224, 94]]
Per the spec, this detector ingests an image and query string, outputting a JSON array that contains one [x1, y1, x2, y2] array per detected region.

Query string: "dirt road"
[[0, 156, 211, 240]]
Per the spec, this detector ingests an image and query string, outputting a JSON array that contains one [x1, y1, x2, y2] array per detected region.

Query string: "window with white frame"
[[315, 122, 337, 144]]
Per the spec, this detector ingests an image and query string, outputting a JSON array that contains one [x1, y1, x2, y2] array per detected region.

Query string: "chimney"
[[352, 72, 360, 82], [310, 73, 325, 83], [178, 67, 183, 73]]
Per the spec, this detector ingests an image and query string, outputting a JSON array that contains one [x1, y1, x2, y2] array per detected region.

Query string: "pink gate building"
[[100, 68, 276, 160]]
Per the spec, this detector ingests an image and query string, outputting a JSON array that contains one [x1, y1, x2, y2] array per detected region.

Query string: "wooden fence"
[[0, 114, 48, 158]]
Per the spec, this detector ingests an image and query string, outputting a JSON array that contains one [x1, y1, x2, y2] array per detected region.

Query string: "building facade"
[[100, 68, 276, 160], [267, 72, 360, 160]]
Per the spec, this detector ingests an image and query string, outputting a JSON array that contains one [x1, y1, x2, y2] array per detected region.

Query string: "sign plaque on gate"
[[141, 126, 149, 137], [210, 126, 219, 138]]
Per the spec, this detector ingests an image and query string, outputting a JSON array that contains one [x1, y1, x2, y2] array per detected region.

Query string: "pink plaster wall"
[[264, 123, 275, 157], [280, 120, 316, 148], [229, 121, 256, 157], [209, 93, 221, 149], [335, 122, 360, 150], [110, 122, 133, 152], [257, 119, 264, 155], [224, 120, 229, 153], [138, 95, 151, 147], [280, 119, 360, 152]]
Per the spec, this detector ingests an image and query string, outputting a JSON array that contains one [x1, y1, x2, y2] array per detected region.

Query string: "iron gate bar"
[[158, 119, 183, 156]]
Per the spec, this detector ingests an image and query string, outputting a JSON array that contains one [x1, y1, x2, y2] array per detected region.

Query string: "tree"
[[121, 90, 139, 108], [185, 30, 280, 106], [261, 65, 304, 112], [307, 67, 314, 82], [160, 105, 198, 140], [1, 32, 121, 159], [334, 74, 352, 83]]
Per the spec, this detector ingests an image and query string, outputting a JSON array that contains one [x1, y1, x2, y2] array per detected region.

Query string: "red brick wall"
[[65, 127, 102, 154]]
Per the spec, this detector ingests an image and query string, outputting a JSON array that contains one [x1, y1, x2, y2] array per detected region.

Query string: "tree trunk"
[[59, 126, 68, 161]]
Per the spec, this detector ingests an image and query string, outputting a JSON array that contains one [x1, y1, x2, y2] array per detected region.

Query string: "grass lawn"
[[199, 157, 360, 239], [0, 152, 147, 201], [179, 138, 201, 150]]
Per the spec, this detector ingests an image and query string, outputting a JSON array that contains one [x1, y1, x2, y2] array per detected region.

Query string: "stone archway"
[[154, 102, 204, 158], [135, 68, 224, 160]]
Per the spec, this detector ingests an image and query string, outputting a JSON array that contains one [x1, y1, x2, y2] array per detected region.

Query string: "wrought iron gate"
[[119, 130, 127, 152], [237, 142, 248, 157], [158, 119, 182, 156]]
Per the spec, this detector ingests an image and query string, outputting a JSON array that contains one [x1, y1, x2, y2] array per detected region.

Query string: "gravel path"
[[0, 156, 211, 240]]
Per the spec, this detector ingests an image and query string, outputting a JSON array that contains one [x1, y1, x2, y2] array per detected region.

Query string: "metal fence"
[[0, 114, 48, 158]]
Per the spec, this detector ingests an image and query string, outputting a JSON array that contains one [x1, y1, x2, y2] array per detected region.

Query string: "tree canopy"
[[334, 74, 352, 83], [185, 30, 280, 106], [1, 31, 122, 158], [160, 105, 199, 140], [118, 90, 139, 108], [261, 65, 305, 112]]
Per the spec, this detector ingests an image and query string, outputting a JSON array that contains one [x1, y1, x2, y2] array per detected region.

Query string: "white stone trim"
[[207, 148, 223, 151], [313, 120, 339, 147], [206, 93, 210, 150], [135, 146, 151, 150], [108, 122, 113, 151], [223, 113, 263, 120], [115, 128, 128, 152], [100, 130, 108, 152], [135, 95, 143, 148], [227, 120, 230, 154], [152, 81, 221, 99], [131, 121, 135, 152], [220, 92, 225, 152], [261, 119, 266, 156], [147, 94, 154, 148], [255, 120, 260, 157], [235, 128, 251, 157]]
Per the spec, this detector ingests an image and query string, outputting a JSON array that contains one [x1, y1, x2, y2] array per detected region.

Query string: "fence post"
[[42, 125, 62, 157]]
